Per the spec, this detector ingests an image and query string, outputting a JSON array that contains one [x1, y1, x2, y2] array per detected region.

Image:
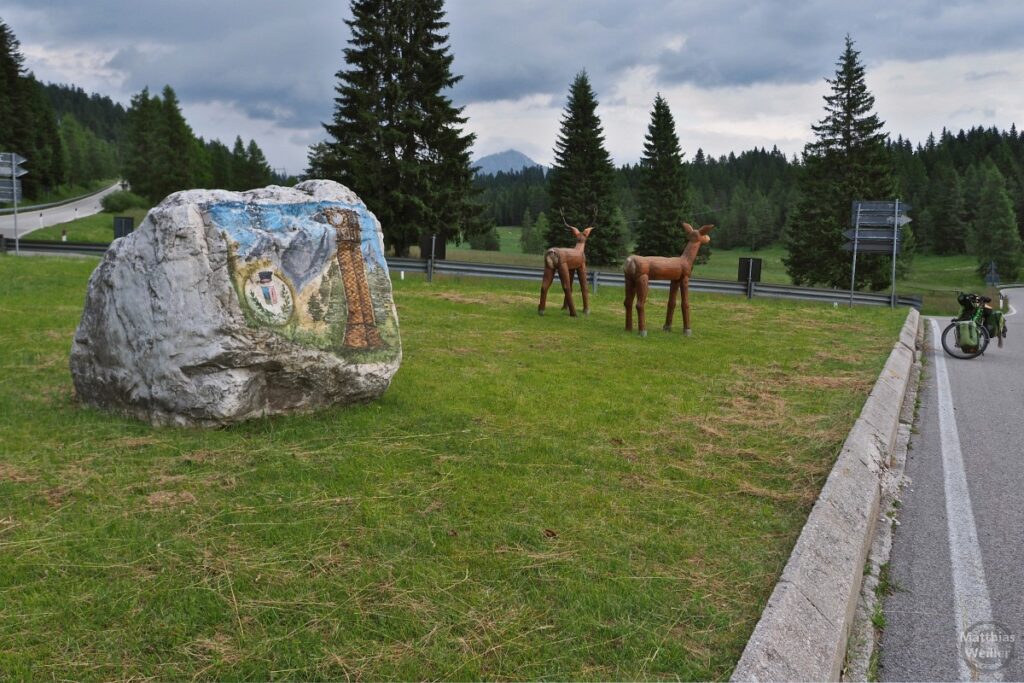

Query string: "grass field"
[[28, 208, 149, 244], [0, 254, 906, 679]]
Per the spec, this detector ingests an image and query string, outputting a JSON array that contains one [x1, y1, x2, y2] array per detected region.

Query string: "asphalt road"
[[0, 182, 121, 240], [881, 287, 1024, 681]]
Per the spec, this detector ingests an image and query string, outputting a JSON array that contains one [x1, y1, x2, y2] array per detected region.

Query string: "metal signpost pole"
[[11, 155, 20, 255], [8, 155, 19, 255], [849, 203, 862, 307], [427, 233, 436, 283], [890, 199, 900, 308]]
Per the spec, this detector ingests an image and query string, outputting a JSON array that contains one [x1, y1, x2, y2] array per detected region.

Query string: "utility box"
[[418, 232, 446, 260], [738, 257, 762, 283], [114, 216, 134, 239]]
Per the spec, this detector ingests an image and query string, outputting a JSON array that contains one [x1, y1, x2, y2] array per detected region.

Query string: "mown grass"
[[0, 254, 905, 680], [28, 208, 150, 244]]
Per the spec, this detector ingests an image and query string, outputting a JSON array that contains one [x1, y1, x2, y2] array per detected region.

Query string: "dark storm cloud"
[[6, 0, 1024, 133], [6, 0, 346, 129], [446, 0, 1024, 100]]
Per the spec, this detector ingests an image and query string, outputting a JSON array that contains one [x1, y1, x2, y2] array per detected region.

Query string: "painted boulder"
[[70, 180, 402, 426]]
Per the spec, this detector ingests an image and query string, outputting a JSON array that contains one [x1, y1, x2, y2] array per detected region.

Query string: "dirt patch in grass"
[[0, 463, 37, 483], [147, 490, 197, 507], [111, 436, 164, 449], [435, 291, 536, 307]]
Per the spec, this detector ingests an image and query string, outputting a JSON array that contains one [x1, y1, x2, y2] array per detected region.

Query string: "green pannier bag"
[[957, 320, 979, 350], [985, 309, 1005, 338]]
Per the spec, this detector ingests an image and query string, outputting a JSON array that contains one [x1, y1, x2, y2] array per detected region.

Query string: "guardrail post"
[[0, 236, 6, 255], [589, 269, 598, 294]]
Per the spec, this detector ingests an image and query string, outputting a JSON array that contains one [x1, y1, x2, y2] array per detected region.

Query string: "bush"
[[101, 191, 149, 213], [467, 227, 500, 251]]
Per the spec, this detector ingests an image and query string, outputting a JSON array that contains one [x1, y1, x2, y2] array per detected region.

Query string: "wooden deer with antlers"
[[537, 209, 596, 317], [623, 222, 714, 336]]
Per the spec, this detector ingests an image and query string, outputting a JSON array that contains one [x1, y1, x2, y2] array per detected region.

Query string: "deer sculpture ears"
[[582, 227, 595, 237], [683, 222, 715, 237]]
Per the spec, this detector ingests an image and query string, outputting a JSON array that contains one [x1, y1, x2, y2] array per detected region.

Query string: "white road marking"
[[930, 318, 1001, 681]]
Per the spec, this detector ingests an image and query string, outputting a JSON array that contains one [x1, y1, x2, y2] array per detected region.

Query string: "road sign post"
[[846, 200, 911, 308], [1, 153, 28, 255], [985, 260, 1000, 288]]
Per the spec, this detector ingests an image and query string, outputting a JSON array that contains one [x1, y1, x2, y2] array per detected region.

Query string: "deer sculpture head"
[[559, 208, 596, 246], [682, 222, 714, 250]]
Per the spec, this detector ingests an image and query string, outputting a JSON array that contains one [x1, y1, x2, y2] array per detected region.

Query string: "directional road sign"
[[842, 241, 901, 254], [0, 153, 27, 166], [0, 179, 22, 201], [0, 164, 28, 178], [843, 228, 900, 241], [855, 213, 913, 227], [851, 200, 912, 227]]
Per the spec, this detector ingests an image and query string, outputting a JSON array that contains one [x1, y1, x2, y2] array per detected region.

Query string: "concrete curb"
[[731, 308, 921, 682]]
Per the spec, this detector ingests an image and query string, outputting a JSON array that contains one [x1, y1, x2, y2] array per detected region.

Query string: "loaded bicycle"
[[940, 291, 1007, 359]]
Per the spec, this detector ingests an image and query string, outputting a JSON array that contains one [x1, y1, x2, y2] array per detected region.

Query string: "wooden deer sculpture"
[[623, 222, 714, 336], [537, 210, 596, 317]]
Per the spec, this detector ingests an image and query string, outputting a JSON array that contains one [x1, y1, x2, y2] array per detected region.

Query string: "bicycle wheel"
[[941, 321, 990, 359]]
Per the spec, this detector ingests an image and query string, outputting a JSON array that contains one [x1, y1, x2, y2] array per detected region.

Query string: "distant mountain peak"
[[473, 149, 544, 176]]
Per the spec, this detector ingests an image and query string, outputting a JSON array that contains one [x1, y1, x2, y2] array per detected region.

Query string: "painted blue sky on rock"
[[206, 201, 386, 290], [4, 1, 1024, 172]]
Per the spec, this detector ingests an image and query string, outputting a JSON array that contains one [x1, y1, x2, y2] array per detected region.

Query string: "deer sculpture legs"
[[623, 273, 649, 336], [664, 277, 693, 335], [538, 263, 590, 317], [624, 276, 693, 337]]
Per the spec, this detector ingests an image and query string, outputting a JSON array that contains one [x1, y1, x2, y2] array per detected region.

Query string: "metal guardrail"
[[1, 241, 922, 309], [390, 256, 921, 309], [2, 238, 109, 255]]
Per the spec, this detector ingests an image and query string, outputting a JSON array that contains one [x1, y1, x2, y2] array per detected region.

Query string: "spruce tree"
[[634, 94, 688, 256], [784, 36, 898, 289], [156, 85, 195, 199], [547, 71, 627, 266], [0, 18, 23, 151], [317, 0, 483, 256], [122, 87, 165, 201], [924, 160, 966, 254], [530, 212, 551, 255], [971, 161, 1022, 280]]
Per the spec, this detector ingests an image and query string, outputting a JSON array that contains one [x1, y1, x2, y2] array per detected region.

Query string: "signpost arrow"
[[0, 153, 27, 166], [0, 164, 28, 178]]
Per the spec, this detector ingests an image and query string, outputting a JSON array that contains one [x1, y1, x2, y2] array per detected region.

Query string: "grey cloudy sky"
[[5, 1, 1024, 174]]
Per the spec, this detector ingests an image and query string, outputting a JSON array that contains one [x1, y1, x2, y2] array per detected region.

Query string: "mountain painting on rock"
[[203, 200, 398, 360]]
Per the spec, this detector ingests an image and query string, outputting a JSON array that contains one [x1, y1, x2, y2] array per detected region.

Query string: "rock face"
[[70, 180, 402, 427]]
